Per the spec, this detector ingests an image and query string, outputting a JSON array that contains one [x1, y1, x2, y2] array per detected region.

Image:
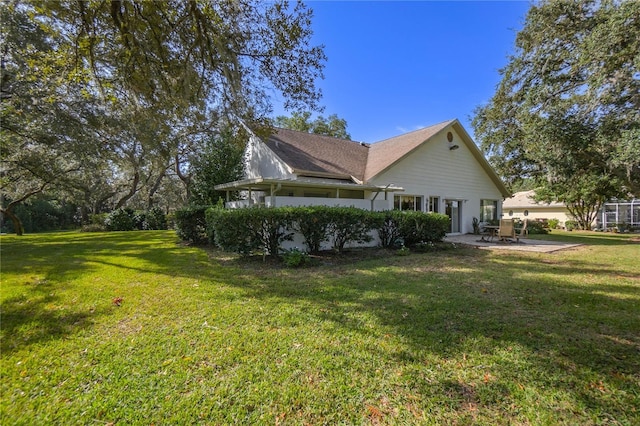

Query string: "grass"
[[1, 230, 638, 425]]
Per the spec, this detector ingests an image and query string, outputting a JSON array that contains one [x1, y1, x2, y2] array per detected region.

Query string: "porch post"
[[270, 184, 276, 207]]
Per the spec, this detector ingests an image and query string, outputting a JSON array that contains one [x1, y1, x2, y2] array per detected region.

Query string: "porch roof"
[[214, 177, 405, 193]]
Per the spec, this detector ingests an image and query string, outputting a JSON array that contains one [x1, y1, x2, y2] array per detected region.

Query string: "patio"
[[445, 233, 582, 253]]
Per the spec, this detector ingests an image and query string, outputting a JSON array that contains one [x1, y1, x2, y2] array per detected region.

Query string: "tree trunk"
[[114, 170, 140, 209], [1, 208, 24, 236], [175, 154, 191, 202]]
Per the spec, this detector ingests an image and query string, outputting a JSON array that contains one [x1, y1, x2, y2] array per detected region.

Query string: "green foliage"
[[105, 209, 135, 232], [175, 206, 209, 245], [373, 210, 403, 248], [395, 245, 410, 256], [548, 218, 560, 230], [397, 212, 450, 246], [189, 131, 246, 206], [518, 219, 548, 235], [565, 220, 578, 231], [90, 213, 109, 226], [294, 206, 333, 252], [326, 207, 374, 252], [281, 247, 311, 267], [1, 1, 327, 234], [206, 207, 450, 255], [80, 224, 106, 232], [143, 207, 168, 231], [473, 0, 640, 209], [207, 207, 294, 256], [274, 111, 351, 139], [207, 208, 256, 255], [0, 197, 79, 233]]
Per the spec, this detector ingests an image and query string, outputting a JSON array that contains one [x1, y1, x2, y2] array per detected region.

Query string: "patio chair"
[[498, 218, 515, 242], [515, 219, 528, 243]]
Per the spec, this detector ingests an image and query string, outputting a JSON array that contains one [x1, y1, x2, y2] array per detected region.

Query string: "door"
[[445, 200, 461, 233]]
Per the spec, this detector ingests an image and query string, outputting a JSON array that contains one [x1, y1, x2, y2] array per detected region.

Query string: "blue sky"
[[273, 1, 531, 143]]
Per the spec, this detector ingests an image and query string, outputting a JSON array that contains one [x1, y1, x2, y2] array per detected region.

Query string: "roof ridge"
[[372, 119, 456, 144], [273, 126, 364, 145]]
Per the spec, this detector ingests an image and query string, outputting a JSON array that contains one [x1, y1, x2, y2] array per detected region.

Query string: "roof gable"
[[265, 128, 369, 181], [364, 120, 454, 181], [257, 120, 510, 198]]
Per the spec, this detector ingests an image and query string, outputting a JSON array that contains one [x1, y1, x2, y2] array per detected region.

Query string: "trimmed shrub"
[[294, 206, 332, 253], [565, 220, 578, 231], [398, 211, 450, 246], [175, 206, 209, 244], [105, 208, 135, 231], [327, 207, 375, 252], [373, 210, 403, 248], [548, 218, 559, 230], [144, 207, 168, 230], [90, 213, 108, 226], [207, 207, 294, 256], [524, 220, 548, 234]]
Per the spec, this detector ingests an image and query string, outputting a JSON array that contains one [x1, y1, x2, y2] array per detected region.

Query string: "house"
[[215, 119, 510, 235], [502, 190, 573, 226]]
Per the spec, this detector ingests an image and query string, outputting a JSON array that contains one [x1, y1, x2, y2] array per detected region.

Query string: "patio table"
[[480, 225, 500, 242]]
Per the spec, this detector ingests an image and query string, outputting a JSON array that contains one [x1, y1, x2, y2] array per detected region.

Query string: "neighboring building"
[[504, 191, 640, 230], [216, 119, 510, 235], [502, 190, 572, 226]]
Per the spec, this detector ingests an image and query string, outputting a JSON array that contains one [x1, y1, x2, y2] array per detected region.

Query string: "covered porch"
[[214, 177, 404, 211]]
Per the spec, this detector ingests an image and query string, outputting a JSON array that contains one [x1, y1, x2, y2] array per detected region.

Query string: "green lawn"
[[1, 230, 638, 425]]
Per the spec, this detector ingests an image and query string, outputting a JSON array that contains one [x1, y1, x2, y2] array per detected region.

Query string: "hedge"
[[199, 206, 450, 256], [175, 206, 208, 244]]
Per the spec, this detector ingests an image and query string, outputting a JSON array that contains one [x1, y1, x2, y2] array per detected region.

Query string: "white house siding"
[[369, 128, 503, 234], [243, 135, 293, 204], [245, 135, 292, 180]]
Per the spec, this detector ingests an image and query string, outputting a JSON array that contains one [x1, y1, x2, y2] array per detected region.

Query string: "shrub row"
[[85, 207, 168, 232], [181, 206, 449, 256]]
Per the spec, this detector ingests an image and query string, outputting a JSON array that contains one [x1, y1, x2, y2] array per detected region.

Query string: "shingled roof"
[[364, 120, 454, 181], [262, 120, 509, 198], [265, 128, 369, 181]]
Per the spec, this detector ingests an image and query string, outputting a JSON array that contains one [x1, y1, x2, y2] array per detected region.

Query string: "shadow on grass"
[[1, 231, 638, 420], [219, 247, 640, 420], [0, 231, 220, 354], [0, 280, 108, 354]]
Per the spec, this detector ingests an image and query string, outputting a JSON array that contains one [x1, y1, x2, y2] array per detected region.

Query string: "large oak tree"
[[1, 0, 326, 234], [473, 0, 639, 228]]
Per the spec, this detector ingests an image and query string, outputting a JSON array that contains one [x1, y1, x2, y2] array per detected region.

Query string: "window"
[[429, 196, 440, 213], [509, 210, 513, 216], [394, 195, 423, 211], [524, 210, 529, 217], [480, 199, 498, 222]]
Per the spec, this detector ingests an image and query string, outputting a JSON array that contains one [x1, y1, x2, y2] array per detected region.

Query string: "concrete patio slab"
[[444, 234, 582, 253]]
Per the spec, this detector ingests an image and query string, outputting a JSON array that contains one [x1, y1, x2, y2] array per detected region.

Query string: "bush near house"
[[200, 206, 450, 256], [174, 206, 209, 244], [207, 207, 295, 256]]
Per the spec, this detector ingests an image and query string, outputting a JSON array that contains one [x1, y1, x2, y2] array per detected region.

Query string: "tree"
[[275, 111, 351, 139], [1, 1, 326, 234], [473, 0, 640, 228], [189, 128, 246, 206]]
